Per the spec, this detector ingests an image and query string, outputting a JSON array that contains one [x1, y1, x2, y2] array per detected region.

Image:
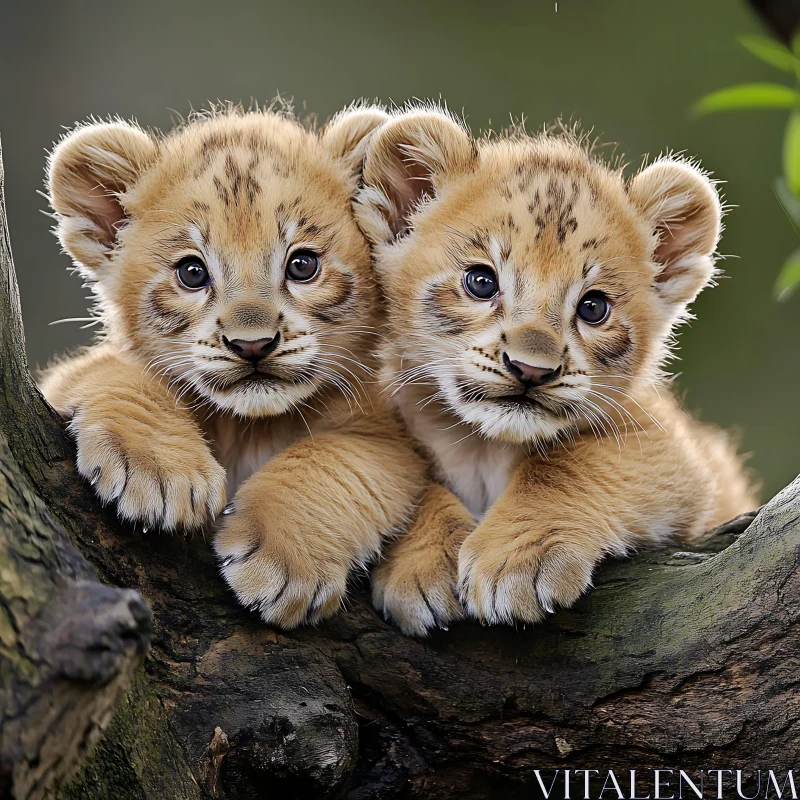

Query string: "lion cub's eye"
[[175, 257, 210, 290], [577, 291, 611, 324], [286, 250, 320, 282], [463, 265, 499, 300]]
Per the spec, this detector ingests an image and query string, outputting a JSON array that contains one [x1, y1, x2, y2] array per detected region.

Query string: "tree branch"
[[0, 140, 152, 800]]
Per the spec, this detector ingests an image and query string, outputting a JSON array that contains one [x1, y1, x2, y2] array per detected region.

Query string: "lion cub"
[[41, 104, 426, 628], [355, 108, 757, 635]]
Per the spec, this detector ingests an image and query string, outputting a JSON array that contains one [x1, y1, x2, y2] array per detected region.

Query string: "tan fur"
[[41, 104, 427, 628], [372, 483, 473, 635], [357, 107, 758, 634]]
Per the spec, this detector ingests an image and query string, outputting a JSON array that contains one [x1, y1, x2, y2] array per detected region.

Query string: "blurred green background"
[[0, 0, 797, 498]]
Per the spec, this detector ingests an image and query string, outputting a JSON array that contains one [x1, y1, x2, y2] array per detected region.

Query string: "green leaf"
[[739, 35, 799, 72], [692, 83, 800, 115], [775, 177, 800, 228], [784, 110, 800, 195], [775, 247, 800, 300]]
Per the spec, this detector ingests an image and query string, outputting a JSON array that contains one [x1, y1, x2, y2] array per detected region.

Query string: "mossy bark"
[[0, 143, 798, 800], [0, 142, 152, 800]]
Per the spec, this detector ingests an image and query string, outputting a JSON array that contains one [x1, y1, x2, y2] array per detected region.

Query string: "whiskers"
[[383, 355, 461, 398], [49, 316, 103, 329], [382, 346, 667, 459], [310, 354, 368, 414], [588, 381, 666, 434], [140, 343, 202, 405], [552, 374, 665, 456], [136, 325, 380, 421]]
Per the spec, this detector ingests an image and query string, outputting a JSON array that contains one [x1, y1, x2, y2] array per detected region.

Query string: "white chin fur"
[[438, 374, 572, 445], [205, 380, 317, 418], [456, 399, 571, 445]]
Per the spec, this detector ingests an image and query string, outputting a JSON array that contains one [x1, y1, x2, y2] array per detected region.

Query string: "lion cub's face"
[[356, 111, 722, 444], [49, 107, 388, 417]]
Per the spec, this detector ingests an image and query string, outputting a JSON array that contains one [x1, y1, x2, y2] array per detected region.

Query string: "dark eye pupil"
[[286, 251, 320, 282], [176, 258, 209, 289], [577, 291, 610, 324], [464, 267, 498, 300]]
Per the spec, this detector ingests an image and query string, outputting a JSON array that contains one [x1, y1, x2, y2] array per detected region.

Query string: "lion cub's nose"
[[223, 333, 281, 363], [502, 353, 562, 387]]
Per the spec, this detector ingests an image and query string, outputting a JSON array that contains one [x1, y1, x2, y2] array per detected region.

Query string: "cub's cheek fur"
[[457, 521, 599, 625], [70, 395, 227, 531], [371, 483, 474, 637]]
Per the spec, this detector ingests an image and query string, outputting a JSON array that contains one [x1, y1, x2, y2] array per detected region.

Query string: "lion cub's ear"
[[628, 158, 722, 309], [355, 108, 477, 244], [321, 105, 390, 176], [48, 121, 157, 272]]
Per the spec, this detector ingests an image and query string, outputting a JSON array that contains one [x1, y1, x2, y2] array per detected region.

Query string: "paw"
[[214, 504, 349, 629], [70, 402, 226, 531], [458, 529, 596, 625], [372, 545, 462, 637]]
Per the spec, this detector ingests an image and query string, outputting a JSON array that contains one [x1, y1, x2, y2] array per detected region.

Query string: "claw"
[[142, 525, 150, 534], [90, 467, 101, 486], [222, 502, 235, 516], [222, 555, 234, 567]]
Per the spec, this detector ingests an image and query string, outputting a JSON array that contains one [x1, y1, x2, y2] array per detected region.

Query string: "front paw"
[[372, 545, 462, 637], [458, 528, 596, 625], [214, 504, 349, 629], [70, 403, 226, 531]]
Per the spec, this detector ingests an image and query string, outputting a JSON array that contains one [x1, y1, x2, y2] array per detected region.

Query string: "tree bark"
[[0, 142, 798, 800]]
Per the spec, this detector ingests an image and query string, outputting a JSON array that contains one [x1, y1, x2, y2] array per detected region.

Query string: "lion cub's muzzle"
[[500, 325, 564, 389], [502, 354, 563, 388], [222, 332, 281, 364]]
